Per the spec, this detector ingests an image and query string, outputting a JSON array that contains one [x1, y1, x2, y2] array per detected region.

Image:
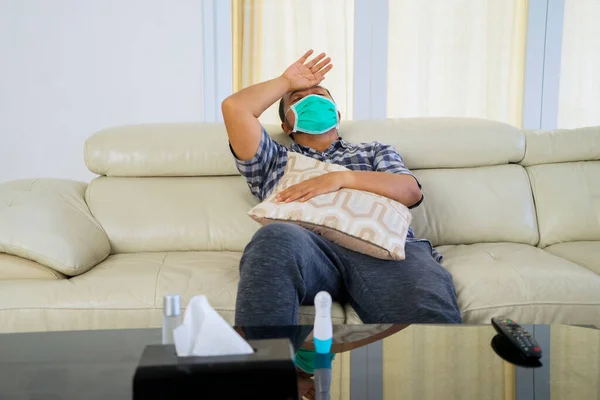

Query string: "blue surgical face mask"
[[285, 94, 339, 135]]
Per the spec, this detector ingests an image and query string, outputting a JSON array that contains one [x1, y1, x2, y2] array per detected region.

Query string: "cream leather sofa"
[[1, 118, 599, 333]]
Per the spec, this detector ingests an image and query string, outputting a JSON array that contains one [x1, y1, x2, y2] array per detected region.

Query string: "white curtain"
[[233, 0, 354, 124], [557, 0, 600, 129], [386, 0, 528, 127]]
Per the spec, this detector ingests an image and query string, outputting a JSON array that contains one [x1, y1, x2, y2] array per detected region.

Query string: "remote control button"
[[534, 347, 540, 352]]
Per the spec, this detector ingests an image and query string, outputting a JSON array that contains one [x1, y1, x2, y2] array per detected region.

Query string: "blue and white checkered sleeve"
[[373, 142, 422, 188], [229, 126, 288, 201], [373, 142, 423, 208]]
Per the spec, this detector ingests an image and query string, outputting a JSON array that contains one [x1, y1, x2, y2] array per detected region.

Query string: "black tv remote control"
[[491, 317, 542, 359]]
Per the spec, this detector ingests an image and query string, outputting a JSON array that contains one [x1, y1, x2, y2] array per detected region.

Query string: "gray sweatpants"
[[235, 222, 462, 325]]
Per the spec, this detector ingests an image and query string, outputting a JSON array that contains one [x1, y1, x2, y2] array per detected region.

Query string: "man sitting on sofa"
[[222, 50, 461, 326]]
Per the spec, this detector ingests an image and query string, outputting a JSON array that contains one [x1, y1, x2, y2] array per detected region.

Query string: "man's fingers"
[[306, 52, 326, 69], [315, 64, 333, 80], [300, 190, 318, 202], [297, 49, 314, 64], [276, 191, 289, 202], [279, 183, 313, 202], [312, 57, 331, 72], [277, 185, 298, 199], [277, 186, 299, 201], [277, 188, 297, 202], [286, 188, 310, 202]]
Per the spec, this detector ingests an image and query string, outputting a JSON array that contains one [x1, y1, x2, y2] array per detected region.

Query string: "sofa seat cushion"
[[0, 251, 345, 333], [545, 242, 600, 274], [436, 243, 600, 326], [0, 254, 66, 280]]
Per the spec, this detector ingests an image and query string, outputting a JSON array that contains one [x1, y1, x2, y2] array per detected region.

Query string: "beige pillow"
[[248, 152, 412, 260], [0, 179, 110, 276]]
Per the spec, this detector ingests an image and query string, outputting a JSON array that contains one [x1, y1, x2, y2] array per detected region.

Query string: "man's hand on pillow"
[[276, 172, 350, 203]]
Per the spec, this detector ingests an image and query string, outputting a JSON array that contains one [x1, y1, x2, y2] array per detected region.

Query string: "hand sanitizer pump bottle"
[[313, 291, 333, 354]]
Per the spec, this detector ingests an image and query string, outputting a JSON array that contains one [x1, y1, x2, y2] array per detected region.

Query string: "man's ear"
[[281, 121, 293, 136], [337, 110, 342, 121]]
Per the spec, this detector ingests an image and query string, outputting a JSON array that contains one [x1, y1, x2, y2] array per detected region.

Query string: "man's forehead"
[[287, 86, 329, 98]]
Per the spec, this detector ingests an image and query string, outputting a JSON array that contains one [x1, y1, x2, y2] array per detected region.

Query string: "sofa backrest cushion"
[[85, 118, 524, 177], [520, 127, 600, 166], [85, 123, 240, 177], [527, 162, 600, 247], [520, 127, 600, 247], [84, 117, 530, 251], [86, 176, 260, 254], [410, 165, 539, 247], [267, 117, 525, 170]]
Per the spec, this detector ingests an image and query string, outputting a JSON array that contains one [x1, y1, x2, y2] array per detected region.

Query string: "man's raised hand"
[[281, 50, 333, 92]]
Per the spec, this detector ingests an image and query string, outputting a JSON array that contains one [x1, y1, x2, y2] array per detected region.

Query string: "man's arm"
[[221, 77, 290, 161], [221, 49, 332, 161], [277, 143, 423, 208], [357, 142, 423, 207], [342, 171, 422, 207], [276, 171, 422, 208]]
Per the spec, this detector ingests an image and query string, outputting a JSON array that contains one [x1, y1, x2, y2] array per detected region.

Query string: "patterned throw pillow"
[[248, 152, 412, 260]]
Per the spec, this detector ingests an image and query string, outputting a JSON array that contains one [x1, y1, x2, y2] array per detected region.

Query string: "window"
[[557, 0, 600, 129], [232, 0, 354, 124], [386, 0, 528, 127]]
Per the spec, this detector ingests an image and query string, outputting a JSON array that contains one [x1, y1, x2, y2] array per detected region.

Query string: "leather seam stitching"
[[153, 253, 169, 307], [3, 179, 38, 209]]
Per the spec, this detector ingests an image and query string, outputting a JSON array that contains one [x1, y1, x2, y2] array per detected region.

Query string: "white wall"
[[0, 0, 205, 183]]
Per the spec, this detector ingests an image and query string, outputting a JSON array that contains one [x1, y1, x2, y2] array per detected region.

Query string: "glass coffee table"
[[0, 323, 598, 399]]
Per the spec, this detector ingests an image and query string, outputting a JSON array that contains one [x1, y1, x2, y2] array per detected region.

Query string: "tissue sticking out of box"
[[172, 295, 254, 357]]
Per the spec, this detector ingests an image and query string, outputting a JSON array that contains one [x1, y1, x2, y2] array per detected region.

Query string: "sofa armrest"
[[0, 179, 110, 276]]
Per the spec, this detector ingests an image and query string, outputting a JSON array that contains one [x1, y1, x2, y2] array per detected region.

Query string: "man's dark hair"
[[278, 87, 334, 124], [278, 97, 287, 123]]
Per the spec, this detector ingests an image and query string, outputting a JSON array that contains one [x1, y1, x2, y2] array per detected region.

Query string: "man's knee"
[[251, 222, 307, 244], [418, 261, 462, 322], [401, 244, 461, 322], [241, 223, 308, 275], [405, 243, 454, 283], [415, 256, 457, 296], [431, 261, 455, 286]]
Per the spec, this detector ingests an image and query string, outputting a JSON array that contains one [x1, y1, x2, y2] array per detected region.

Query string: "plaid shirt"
[[232, 126, 441, 261]]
